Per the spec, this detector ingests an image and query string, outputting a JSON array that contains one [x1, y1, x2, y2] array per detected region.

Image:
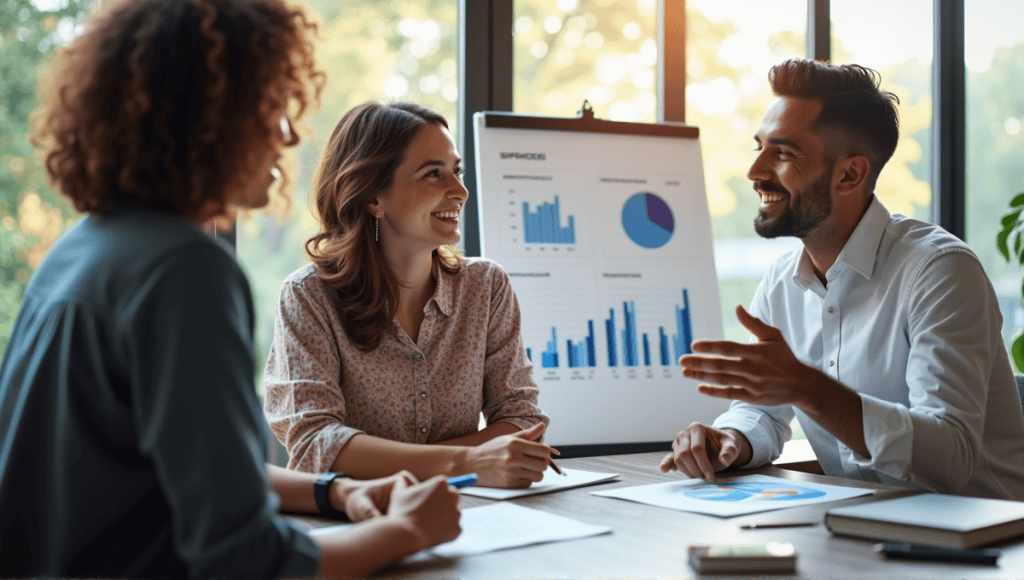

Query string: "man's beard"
[[753, 166, 834, 239]]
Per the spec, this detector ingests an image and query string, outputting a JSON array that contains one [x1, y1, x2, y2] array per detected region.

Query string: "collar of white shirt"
[[792, 195, 891, 291]]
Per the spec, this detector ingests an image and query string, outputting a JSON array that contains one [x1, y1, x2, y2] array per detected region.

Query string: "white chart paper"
[[592, 474, 875, 517], [459, 467, 620, 500], [474, 114, 729, 448]]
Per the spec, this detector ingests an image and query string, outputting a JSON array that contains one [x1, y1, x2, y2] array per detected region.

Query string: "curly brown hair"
[[31, 0, 325, 220], [306, 101, 464, 352]]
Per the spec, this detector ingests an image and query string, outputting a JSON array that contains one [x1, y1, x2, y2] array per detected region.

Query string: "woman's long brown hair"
[[306, 101, 464, 352]]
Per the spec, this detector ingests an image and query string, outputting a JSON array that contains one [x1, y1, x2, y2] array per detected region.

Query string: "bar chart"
[[474, 111, 727, 447], [522, 195, 576, 244], [526, 289, 694, 369]]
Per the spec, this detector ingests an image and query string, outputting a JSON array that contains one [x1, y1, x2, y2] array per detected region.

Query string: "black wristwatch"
[[314, 471, 350, 519]]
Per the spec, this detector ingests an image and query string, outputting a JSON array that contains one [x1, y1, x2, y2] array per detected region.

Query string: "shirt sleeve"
[[263, 276, 364, 474], [480, 264, 550, 432], [848, 249, 1000, 492], [121, 243, 319, 579], [711, 276, 794, 468]]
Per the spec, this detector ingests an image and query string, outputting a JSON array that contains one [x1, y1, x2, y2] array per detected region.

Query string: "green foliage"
[[996, 192, 1024, 372], [1, 0, 90, 356], [966, 41, 1024, 368], [0, 221, 33, 354]]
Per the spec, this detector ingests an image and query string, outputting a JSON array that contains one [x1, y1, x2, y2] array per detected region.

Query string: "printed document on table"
[[310, 502, 612, 558], [459, 467, 620, 500], [592, 474, 874, 517]]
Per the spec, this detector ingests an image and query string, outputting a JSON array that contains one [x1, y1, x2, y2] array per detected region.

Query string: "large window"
[[1, 0, 91, 354], [685, 0, 806, 342], [4, 1, 1021, 378], [831, 0, 933, 223], [964, 0, 1024, 364], [512, 0, 657, 122], [234, 0, 459, 395]]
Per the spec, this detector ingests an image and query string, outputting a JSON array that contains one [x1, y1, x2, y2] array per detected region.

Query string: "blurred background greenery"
[[2, 0, 1022, 393]]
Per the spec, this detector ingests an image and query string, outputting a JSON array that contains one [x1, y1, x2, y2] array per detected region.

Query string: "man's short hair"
[[769, 59, 900, 193]]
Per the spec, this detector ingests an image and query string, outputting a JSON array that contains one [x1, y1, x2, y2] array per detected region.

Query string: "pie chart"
[[621, 192, 674, 249]]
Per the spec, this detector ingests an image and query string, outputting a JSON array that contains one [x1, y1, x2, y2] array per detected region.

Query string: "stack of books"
[[825, 494, 1024, 548]]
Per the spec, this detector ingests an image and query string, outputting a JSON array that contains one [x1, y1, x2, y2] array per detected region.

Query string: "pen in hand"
[[447, 473, 479, 489], [549, 457, 566, 476], [547, 444, 566, 476]]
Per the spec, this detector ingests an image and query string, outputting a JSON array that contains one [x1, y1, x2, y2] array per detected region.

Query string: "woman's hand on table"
[[386, 475, 462, 551], [332, 470, 417, 521], [464, 422, 557, 488]]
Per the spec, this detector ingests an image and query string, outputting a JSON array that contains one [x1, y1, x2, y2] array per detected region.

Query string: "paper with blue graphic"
[[592, 474, 874, 517]]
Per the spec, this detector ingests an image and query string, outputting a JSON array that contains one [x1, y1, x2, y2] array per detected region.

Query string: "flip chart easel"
[[474, 103, 728, 457]]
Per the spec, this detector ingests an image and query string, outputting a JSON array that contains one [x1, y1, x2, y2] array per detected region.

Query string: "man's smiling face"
[[748, 96, 836, 240]]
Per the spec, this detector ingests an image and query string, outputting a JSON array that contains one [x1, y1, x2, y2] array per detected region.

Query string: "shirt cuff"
[[275, 522, 321, 578], [713, 409, 789, 469], [847, 393, 914, 482], [291, 423, 365, 474]]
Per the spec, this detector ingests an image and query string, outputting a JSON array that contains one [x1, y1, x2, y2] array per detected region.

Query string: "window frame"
[[454, 0, 966, 253]]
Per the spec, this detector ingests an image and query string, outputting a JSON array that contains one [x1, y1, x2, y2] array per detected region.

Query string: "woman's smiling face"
[[372, 122, 468, 255]]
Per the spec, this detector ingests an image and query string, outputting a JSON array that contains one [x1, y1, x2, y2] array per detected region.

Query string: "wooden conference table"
[[289, 452, 1024, 578]]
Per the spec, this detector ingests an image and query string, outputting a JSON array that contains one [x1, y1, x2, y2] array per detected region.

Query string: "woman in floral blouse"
[[264, 101, 554, 488]]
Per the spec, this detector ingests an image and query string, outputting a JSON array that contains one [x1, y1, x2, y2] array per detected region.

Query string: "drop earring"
[[375, 212, 382, 242]]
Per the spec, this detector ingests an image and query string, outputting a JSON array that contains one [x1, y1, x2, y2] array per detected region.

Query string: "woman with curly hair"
[[264, 101, 555, 489], [0, 1, 459, 578]]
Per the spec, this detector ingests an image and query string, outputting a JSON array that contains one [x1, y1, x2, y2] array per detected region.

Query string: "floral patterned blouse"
[[263, 258, 548, 473]]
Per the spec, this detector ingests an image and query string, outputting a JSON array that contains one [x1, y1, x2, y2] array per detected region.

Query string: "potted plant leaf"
[[996, 191, 1024, 372]]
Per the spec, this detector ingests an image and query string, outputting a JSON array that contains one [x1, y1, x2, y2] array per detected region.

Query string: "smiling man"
[[661, 59, 1024, 501]]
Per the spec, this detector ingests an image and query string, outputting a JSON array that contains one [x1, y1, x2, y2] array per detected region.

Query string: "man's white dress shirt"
[[714, 196, 1024, 500]]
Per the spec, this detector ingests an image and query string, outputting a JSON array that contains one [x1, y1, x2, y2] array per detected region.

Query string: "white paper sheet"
[[591, 474, 874, 517], [310, 502, 612, 559], [458, 467, 620, 500]]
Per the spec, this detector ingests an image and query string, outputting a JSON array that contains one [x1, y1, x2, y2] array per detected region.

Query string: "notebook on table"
[[825, 493, 1024, 548]]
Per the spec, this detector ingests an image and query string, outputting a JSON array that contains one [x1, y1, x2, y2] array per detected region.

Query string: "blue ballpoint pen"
[[447, 473, 479, 488]]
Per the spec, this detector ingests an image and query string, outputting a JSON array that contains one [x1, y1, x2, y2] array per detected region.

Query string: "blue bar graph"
[[672, 289, 694, 360], [535, 289, 695, 370], [541, 327, 559, 368], [605, 310, 617, 367], [659, 327, 670, 366], [620, 301, 639, 366], [523, 195, 576, 244], [565, 320, 597, 368]]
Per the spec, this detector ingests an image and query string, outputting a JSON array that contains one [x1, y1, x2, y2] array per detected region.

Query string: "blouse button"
[[828, 359, 835, 367], [412, 352, 423, 360], [420, 392, 428, 398], [420, 427, 427, 433], [828, 306, 835, 313]]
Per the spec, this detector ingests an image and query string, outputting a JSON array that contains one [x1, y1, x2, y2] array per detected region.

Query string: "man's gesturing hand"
[[659, 423, 750, 480], [679, 304, 819, 409]]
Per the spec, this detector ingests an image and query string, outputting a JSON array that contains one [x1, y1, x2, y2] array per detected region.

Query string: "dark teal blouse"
[[0, 207, 318, 578]]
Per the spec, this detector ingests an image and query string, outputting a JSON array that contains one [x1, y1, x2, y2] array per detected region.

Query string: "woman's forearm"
[[433, 421, 519, 447], [268, 464, 319, 514], [332, 434, 470, 480], [268, 463, 362, 515]]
